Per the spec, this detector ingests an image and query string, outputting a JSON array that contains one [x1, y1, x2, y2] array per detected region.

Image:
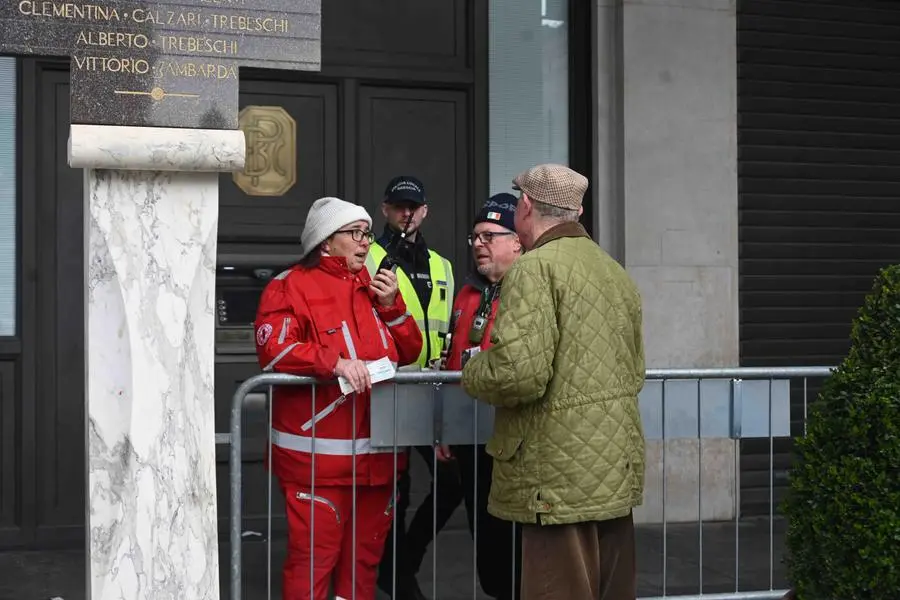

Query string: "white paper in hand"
[[338, 356, 397, 395]]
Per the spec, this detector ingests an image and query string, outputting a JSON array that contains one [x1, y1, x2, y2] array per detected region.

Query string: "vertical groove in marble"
[[86, 168, 220, 600]]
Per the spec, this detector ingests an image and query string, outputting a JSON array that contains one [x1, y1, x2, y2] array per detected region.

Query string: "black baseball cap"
[[384, 175, 426, 205]]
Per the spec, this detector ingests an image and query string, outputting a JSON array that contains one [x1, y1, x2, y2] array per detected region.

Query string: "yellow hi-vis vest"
[[365, 242, 454, 367]]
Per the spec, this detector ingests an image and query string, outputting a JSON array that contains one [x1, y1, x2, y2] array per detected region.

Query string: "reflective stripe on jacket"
[[365, 243, 454, 366], [254, 256, 423, 487]]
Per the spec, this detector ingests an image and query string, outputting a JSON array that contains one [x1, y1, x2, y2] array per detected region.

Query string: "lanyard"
[[469, 283, 500, 345]]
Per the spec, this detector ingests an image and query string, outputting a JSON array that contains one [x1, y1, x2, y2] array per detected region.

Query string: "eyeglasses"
[[336, 229, 376, 244], [467, 231, 515, 246]]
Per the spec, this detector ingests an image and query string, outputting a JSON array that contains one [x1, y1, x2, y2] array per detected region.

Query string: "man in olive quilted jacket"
[[461, 164, 646, 600]]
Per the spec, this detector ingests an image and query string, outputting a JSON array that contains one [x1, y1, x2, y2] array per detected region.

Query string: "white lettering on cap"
[[392, 181, 421, 193]]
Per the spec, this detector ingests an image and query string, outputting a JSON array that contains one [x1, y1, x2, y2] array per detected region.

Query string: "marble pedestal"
[[69, 125, 246, 600]]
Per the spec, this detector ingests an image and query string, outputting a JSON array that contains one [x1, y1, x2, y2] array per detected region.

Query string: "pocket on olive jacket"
[[486, 435, 524, 463]]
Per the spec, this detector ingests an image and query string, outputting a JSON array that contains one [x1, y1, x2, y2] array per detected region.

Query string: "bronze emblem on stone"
[[234, 106, 297, 196]]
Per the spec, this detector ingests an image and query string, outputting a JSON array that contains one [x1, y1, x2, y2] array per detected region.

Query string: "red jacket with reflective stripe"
[[445, 281, 499, 371], [254, 256, 423, 487]]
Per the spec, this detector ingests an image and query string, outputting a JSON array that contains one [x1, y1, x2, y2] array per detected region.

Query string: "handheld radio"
[[377, 213, 413, 273]]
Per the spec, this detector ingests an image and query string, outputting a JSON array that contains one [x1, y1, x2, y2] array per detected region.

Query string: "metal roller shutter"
[[737, 0, 900, 515]]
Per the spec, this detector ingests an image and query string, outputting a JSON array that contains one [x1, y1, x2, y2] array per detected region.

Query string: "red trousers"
[[282, 483, 394, 600]]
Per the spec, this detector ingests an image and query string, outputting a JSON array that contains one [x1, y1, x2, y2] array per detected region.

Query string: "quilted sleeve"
[[461, 261, 558, 407]]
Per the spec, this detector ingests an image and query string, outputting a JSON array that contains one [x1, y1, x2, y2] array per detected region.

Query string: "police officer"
[[365, 175, 454, 368], [366, 175, 459, 600]]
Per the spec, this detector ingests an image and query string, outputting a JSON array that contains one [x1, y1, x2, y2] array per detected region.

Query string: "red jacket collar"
[[313, 255, 370, 283]]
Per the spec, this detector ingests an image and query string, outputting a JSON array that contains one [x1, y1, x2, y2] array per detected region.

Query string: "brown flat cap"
[[512, 163, 589, 211]]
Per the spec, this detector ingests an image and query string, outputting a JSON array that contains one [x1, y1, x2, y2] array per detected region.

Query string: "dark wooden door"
[[218, 80, 341, 242], [34, 64, 86, 546], [10, 59, 87, 548], [357, 85, 471, 269], [217, 79, 472, 262]]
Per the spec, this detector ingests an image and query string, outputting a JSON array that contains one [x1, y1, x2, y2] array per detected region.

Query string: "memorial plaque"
[[0, 0, 321, 128]]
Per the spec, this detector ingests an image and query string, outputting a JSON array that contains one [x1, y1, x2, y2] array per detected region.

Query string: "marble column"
[[68, 125, 245, 600]]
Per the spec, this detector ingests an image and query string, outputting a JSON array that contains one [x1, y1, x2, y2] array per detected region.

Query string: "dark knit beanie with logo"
[[474, 193, 517, 232]]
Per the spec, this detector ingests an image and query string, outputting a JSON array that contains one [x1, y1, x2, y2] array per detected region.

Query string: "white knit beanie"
[[300, 196, 373, 258]]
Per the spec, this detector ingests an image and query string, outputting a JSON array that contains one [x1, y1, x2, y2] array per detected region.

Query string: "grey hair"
[[533, 200, 579, 222]]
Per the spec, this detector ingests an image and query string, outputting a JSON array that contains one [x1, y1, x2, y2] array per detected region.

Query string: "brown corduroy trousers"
[[520, 512, 636, 600]]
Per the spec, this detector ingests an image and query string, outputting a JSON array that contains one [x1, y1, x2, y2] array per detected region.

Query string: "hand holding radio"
[[369, 268, 399, 306], [377, 213, 413, 274], [377, 254, 399, 273]]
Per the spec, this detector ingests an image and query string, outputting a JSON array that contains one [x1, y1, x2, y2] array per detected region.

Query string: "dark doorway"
[[7, 59, 86, 548]]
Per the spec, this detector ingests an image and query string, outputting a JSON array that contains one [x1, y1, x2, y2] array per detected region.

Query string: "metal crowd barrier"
[[226, 366, 834, 600]]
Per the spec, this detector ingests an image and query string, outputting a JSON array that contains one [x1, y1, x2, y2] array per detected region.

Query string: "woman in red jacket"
[[254, 196, 423, 600]]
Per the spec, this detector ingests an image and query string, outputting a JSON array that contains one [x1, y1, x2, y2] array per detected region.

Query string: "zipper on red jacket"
[[300, 394, 349, 432], [296, 492, 340, 523]]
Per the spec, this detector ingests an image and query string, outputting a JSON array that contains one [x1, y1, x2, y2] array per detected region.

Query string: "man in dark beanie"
[[435, 192, 525, 600]]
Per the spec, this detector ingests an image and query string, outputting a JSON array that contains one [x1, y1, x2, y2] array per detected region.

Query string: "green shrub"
[[784, 264, 900, 600]]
